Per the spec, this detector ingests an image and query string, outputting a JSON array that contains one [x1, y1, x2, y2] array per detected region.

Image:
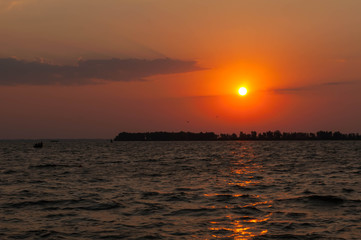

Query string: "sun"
[[238, 87, 248, 96]]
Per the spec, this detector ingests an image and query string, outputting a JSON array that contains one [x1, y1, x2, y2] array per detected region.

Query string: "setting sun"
[[238, 87, 248, 96]]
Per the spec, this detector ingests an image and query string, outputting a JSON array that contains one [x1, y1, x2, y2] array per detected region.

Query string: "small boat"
[[33, 142, 43, 148]]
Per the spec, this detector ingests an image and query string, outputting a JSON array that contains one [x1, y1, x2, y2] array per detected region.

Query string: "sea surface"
[[0, 140, 360, 239]]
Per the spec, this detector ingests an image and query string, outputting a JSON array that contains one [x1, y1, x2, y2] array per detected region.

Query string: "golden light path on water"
[[205, 144, 272, 239]]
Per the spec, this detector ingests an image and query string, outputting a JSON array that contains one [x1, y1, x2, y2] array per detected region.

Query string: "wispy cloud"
[[0, 57, 203, 85], [0, 0, 27, 11], [273, 80, 360, 94]]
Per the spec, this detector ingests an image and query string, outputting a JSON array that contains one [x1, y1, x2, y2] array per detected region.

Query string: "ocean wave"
[[253, 233, 347, 240], [28, 163, 81, 169], [167, 207, 219, 216], [2, 198, 83, 208], [2, 198, 124, 212], [277, 195, 345, 206], [230, 206, 264, 215], [78, 202, 123, 211], [0, 140, 359, 239]]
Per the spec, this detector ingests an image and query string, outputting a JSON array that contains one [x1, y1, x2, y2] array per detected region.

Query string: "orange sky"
[[0, 0, 360, 138]]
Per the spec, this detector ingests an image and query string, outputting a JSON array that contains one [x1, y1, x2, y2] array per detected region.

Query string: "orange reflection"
[[209, 216, 270, 239], [242, 201, 272, 207], [227, 180, 258, 187], [203, 193, 249, 198], [206, 144, 271, 239]]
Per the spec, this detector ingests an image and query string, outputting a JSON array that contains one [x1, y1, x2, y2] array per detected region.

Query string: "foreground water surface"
[[0, 140, 360, 239]]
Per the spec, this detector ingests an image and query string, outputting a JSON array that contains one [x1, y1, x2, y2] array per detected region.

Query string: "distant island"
[[114, 131, 361, 141]]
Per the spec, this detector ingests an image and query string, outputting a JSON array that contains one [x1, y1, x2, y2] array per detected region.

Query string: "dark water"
[[0, 140, 360, 239]]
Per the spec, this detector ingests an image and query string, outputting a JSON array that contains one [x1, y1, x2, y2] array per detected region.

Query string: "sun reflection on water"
[[208, 212, 271, 239], [209, 215, 270, 239], [206, 143, 271, 239]]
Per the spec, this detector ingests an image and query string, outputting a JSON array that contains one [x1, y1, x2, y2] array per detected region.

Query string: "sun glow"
[[238, 87, 248, 96]]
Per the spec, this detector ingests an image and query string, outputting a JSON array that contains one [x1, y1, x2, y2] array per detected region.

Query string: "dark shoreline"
[[114, 131, 361, 141]]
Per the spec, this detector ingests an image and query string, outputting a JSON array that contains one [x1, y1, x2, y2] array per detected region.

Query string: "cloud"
[[0, 57, 203, 85], [273, 80, 360, 94], [0, 0, 26, 11]]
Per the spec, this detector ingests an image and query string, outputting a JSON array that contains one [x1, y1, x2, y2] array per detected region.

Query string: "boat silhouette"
[[33, 142, 43, 148]]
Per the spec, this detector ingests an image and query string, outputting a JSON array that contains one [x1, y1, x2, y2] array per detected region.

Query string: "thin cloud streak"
[[273, 80, 360, 94], [0, 57, 203, 85], [0, 0, 28, 11]]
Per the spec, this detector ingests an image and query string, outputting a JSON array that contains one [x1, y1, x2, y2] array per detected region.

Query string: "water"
[[0, 140, 360, 239]]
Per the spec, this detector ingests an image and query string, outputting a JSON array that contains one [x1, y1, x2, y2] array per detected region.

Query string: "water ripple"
[[0, 140, 360, 239]]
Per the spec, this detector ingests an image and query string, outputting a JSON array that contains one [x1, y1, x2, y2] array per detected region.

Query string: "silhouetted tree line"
[[237, 131, 361, 140], [114, 131, 361, 141]]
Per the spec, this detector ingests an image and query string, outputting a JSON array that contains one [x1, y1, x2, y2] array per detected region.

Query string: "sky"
[[1, 0, 361, 139]]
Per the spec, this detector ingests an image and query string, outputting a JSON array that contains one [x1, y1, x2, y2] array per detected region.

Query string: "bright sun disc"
[[238, 87, 247, 96]]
